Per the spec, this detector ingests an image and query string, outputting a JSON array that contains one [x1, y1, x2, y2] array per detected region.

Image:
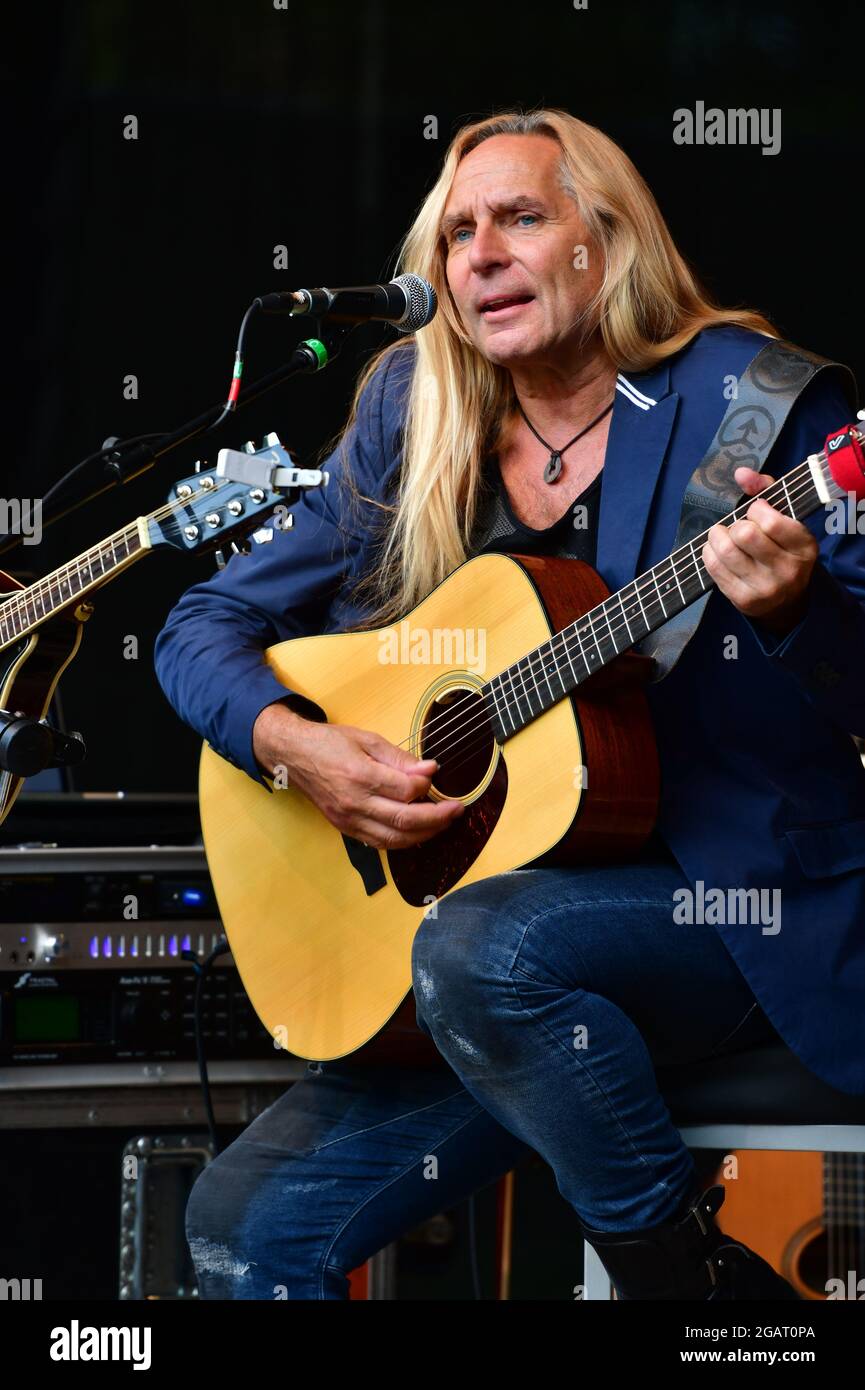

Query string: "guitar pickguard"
[[387, 756, 509, 906]]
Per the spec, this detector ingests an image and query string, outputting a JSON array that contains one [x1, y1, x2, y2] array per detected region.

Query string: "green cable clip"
[[301, 339, 329, 371]]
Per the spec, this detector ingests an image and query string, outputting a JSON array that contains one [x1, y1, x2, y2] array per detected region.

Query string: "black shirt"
[[467, 455, 674, 864], [469, 453, 603, 565]]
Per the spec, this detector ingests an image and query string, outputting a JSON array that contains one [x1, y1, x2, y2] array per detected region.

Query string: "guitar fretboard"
[[484, 449, 842, 741], [823, 1151, 865, 1229], [0, 523, 145, 648]]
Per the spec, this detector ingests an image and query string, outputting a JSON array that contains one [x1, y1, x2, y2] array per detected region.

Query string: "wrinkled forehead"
[[440, 144, 571, 239], [439, 191, 556, 240]]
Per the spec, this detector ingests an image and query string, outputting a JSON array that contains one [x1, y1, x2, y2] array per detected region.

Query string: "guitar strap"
[[644, 338, 859, 681]]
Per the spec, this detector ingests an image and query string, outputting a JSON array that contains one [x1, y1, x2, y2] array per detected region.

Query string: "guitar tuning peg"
[[214, 548, 227, 570], [193, 460, 203, 473], [264, 431, 282, 448], [243, 440, 256, 454], [231, 538, 252, 557], [251, 527, 274, 545]]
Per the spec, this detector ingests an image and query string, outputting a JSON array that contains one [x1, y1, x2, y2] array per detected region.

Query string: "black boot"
[[580, 1184, 802, 1300]]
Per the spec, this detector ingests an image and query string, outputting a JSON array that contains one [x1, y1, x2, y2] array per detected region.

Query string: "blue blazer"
[[154, 325, 865, 1095]]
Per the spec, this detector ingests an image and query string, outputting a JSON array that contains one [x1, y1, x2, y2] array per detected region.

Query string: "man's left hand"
[[702, 466, 819, 637]]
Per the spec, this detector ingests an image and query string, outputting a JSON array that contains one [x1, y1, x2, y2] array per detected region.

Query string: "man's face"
[[441, 133, 604, 368]]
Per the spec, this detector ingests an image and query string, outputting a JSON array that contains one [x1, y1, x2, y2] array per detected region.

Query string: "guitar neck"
[[0, 519, 149, 648], [485, 445, 845, 742]]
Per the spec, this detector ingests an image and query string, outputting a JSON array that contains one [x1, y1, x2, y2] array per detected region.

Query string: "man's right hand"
[[252, 701, 465, 849]]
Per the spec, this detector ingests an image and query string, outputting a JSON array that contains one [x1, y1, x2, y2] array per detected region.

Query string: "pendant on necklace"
[[543, 451, 563, 484]]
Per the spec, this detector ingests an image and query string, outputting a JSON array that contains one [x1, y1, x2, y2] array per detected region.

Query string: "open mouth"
[[479, 294, 534, 317]]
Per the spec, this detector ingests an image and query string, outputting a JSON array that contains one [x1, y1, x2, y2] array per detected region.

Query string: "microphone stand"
[[0, 320, 355, 558], [0, 320, 355, 780], [0, 709, 86, 777]]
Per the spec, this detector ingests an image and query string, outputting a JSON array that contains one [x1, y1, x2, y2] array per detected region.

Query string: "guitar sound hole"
[[420, 687, 495, 800], [797, 1227, 860, 1298]]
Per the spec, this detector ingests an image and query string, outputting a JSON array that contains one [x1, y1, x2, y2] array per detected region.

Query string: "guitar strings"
[[402, 457, 828, 762], [0, 478, 243, 648], [411, 460, 823, 782], [409, 459, 844, 782], [400, 457, 836, 773], [827, 1151, 865, 1293]]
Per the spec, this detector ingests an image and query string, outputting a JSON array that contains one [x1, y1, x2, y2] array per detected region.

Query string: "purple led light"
[[89, 936, 99, 960], [169, 934, 179, 957], [102, 936, 112, 958]]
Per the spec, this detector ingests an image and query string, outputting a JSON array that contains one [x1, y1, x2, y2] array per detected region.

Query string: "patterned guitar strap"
[[643, 338, 859, 681]]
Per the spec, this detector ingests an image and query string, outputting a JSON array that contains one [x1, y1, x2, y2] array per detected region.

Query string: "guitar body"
[[718, 1151, 865, 1299], [0, 568, 89, 825], [200, 552, 660, 1061]]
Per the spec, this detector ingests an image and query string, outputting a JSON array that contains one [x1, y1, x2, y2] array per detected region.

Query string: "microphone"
[[257, 273, 437, 333]]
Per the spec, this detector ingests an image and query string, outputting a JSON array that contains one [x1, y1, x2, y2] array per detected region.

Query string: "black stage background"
[[4, 0, 863, 792]]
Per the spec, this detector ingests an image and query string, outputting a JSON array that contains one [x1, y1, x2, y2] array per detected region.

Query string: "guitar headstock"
[[146, 438, 291, 555]]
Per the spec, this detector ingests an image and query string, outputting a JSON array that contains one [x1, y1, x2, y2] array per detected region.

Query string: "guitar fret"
[[495, 674, 515, 734], [492, 675, 511, 739], [652, 571, 668, 619], [691, 541, 706, 592], [589, 613, 604, 667], [602, 600, 619, 656], [551, 645, 568, 697], [0, 526, 146, 651], [540, 647, 556, 702], [516, 657, 536, 719], [495, 668, 515, 733], [561, 627, 579, 685], [525, 657, 544, 717], [618, 588, 634, 644], [571, 618, 591, 676], [511, 661, 529, 726], [633, 579, 649, 628]]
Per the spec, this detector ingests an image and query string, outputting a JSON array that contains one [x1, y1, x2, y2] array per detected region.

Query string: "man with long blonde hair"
[[155, 108, 865, 1300]]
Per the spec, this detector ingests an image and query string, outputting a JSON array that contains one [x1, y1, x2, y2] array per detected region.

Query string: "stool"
[[583, 1040, 865, 1299]]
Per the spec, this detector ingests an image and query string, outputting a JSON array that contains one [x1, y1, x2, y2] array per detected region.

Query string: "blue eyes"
[[451, 213, 539, 243]]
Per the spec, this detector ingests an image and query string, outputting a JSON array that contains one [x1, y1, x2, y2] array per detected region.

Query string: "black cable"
[[36, 298, 261, 521], [206, 299, 262, 435], [39, 432, 169, 509], [182, 938, 232, 1157]]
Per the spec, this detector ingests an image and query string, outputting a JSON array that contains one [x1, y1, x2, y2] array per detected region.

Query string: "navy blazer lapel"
[[597, 364, 679, 592]]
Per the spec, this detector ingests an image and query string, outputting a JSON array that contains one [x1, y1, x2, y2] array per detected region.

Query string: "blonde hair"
[[333, 107, 777, 626]]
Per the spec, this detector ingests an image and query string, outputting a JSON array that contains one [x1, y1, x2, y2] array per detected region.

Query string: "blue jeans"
[[185, 857, 778, 1298]]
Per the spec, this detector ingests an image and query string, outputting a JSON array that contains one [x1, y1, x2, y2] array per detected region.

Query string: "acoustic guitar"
[[0, 445, 287, 827], [719, 1150, 865, 1299], [199, 424, 865, 1061]]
